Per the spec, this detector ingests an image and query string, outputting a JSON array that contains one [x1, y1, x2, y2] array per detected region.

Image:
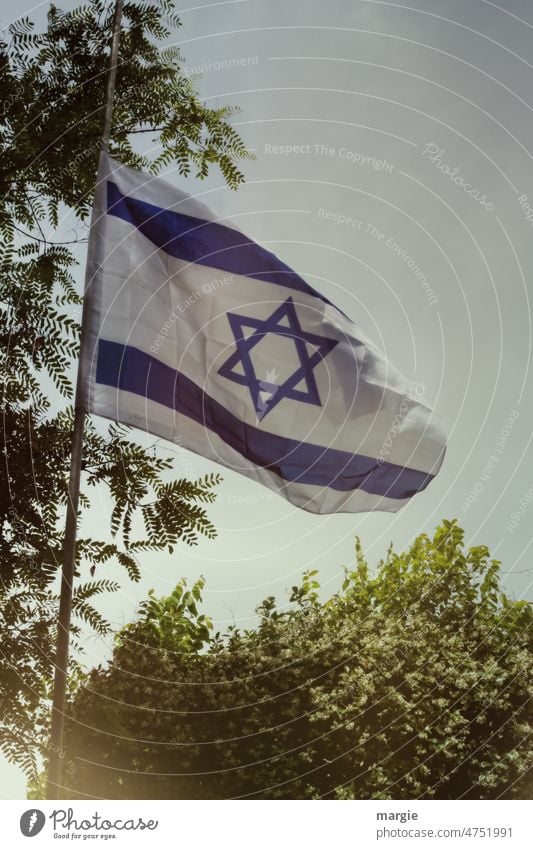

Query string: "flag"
[[80, 153, 446, 514]]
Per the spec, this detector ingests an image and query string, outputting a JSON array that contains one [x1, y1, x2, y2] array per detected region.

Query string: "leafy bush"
[[59, 521, 533, 799]]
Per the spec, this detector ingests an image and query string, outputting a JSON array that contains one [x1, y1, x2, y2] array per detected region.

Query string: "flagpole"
[[46, 0, 124, 800]]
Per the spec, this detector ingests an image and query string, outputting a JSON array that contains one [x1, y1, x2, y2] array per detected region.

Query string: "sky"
[[2, 0, 533, 798]]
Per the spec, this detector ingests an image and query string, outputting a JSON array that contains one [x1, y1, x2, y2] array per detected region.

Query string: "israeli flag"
[[80, 154, 446, 514]]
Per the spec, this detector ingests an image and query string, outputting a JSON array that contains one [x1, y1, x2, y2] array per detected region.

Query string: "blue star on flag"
[[218, 297, 338, 420]]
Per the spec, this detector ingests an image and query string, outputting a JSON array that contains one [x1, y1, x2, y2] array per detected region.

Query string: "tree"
[[0, 0, 250, 778], [58, 521, 533, 800]]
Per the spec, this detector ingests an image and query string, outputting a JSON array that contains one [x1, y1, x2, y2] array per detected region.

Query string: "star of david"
[[218, 297, 338, 420]]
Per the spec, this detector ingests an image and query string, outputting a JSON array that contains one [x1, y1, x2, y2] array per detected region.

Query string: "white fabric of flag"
[[80, 153, 446, 514]]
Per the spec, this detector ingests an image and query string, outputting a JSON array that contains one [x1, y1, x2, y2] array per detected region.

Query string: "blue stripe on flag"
[[95, 339, 434, 499], [106, 182, 337, 308]]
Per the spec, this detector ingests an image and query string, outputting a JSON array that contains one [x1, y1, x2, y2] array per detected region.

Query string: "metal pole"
[[46, 0, 124, 800], [101, 0, 124, 155]]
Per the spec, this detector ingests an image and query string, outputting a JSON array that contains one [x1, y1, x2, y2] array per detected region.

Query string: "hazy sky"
[[3, 0, 533, 797]]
